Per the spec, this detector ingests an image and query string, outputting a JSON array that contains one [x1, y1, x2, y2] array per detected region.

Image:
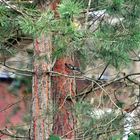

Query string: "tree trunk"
[[30, 0, 76, 139], [53, 58, 76, 139], [30, 36, 53, 140]]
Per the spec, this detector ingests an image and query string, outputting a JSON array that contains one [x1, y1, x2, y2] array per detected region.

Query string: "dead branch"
[[0, 62, 33, 74], [0, 129, 29, 139]]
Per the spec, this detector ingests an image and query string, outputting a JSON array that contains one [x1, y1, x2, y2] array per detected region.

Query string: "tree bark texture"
[[30, 0, 76, 139], [30, 36, 53, 140], [53, 58, 76, 139], [48, 0, 76, 139]]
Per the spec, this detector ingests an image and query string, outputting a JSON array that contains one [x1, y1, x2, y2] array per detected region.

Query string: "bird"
[[65, 63, 83, 73]]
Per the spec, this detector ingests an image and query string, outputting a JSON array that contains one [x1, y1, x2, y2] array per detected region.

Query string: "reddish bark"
[[53, 58, 76, 139], [31, 36, 53, 140], [50, 1, 76, 138], [31, 0, 76, 139], [50, 0, 60, 13], [49, 0, 60, 19]]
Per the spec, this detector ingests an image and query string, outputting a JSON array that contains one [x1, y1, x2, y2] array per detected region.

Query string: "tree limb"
[[0, 129, 29, 139], [0, 62, 33, 74]]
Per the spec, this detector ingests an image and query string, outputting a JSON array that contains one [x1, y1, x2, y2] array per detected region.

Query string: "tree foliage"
[[1, 0, 140, 67]]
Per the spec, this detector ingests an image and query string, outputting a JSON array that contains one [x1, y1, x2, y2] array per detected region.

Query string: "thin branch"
[[74, 72, 140, 98], [51, 57, 57, 69], [0, 129, 29, 139], [101, 111, 120, 127], [85, 0, 92, 29], [130, 58, 140, 61], [1, 0, 25, 16], [0, 96, 29, 113], [0, 62, 33, 74], [88, 11, 106, 30], [131, 49, 140, 59], [3, 68, 32, 77], [49, 71, 140, 84], [98, 62, 110, 80], [126, 77, 140, 85], [50, 70, 121, 109]]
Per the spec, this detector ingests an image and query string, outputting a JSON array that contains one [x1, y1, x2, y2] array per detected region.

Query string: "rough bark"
[[53, 58, 76, 139], [30, 0, 76, 139], [30, 36, 53, 140], [50, 1, 76, 139]]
